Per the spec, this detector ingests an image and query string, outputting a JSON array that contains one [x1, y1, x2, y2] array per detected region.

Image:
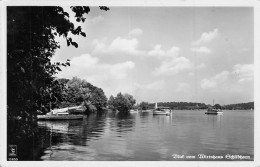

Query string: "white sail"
[[155, 102, 158, 109]]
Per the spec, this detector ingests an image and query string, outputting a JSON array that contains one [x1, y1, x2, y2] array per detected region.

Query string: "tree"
[[65, 77, 91, 106], [107, 95, 116, 111], [56, 77, 107, 114], [90, 88, 108, 111], [111, 93, 136, 114], [7, 6, 109, 121], [124, 93, 136, 108], [214, 104, 222, 109], [58, 77, 107, 114], [83, 100, 97, 115], [139, 101, 149, 110]]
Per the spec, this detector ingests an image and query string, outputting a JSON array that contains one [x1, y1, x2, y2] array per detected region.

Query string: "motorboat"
[[205, 107, 223, 115], [153, 103, 171, 116], [153, 107, 171, 115]]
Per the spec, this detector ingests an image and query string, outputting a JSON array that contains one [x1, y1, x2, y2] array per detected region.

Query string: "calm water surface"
[[36, 110, 253, 161]]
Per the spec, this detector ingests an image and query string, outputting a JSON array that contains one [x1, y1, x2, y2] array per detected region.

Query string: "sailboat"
[[153, 102, 171, 116], [205, 99, 223, 115]]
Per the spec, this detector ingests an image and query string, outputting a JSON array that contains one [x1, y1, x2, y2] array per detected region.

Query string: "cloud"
[[109, 37, 143, 54], [192, 28, 219, 46], [148, 45, 180, 58], [134, 80, 165, 90], [191, 46, 211, 54], [71, 54, 99, 67], [153, 56, 192, 76], [147, 45, 193, 76], [195, 63, 206, 70], [57, 54, 135, 95], [232, 64, 254, 82], [92, 38, 107, 52], [88, 15, 104, 23], [176, 82, 191, 92], [92, 37, 145, 56], [200, 64, 253, 90], [128, 28, 143, 37], [190, 29, 218, 55], [201, 71, 229, 89]]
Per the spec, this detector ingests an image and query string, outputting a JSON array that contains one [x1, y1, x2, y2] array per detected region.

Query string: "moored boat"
[[153, 107, 171, 115], [130, 109, 139, 113], [37, 106, 85, 120], [153, 103, 171, 116], [37, 114, 84, 120], [205, 107, 223, 115]]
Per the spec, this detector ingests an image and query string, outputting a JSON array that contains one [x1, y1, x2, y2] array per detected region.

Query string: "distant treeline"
[[141, 101, 254, 110], [222, 102, 254, 110], [146, 102, 208, 110]]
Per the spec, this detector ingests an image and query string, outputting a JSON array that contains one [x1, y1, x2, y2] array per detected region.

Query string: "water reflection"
[[8, 110, 254, 161], [205, 114, 223, 127], [36, 112, 137, 160], [115, 113, 135, 135], [81, 114, 107, 142], [140, 111, 150, 118], [7, 119, 53, 160]]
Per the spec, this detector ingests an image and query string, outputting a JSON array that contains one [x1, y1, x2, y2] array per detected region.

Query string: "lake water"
[[35, 110, 253, 161]]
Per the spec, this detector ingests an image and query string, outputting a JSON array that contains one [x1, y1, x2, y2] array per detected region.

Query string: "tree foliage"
[[124, 93, 136, 107], [56, 77, 107, 114], [7, 6, 109, 121], [64, 77, 91, 106], [147, 102, 208, 110], [108, 93, 136, 114], [139, 101, 149, 110], [222, 102, 254, 110], [90, 88, 107, 111], [213, 104, 222, 109], [107, 95, 116, 111]]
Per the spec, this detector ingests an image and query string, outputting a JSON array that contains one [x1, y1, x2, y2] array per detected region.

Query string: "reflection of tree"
[[8, 113, 137, 160], [140, 111, 150, 117], [114, 113, 136, 134], [38, 116, 108, 147], [7, 120, 62, 160], [79, 114, 107, 145], [38, 121, 82, 158]]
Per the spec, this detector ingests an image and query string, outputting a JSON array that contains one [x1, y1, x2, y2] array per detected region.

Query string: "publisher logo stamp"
[[8, 145, 17, 157]]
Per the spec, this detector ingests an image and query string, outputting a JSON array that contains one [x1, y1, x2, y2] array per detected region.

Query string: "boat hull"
[[205, 111, 223, 115], [37, 115, 84, 120], [205, 107, 223, 115], [130, 109, 139, 114], [153, 111, 171, 116], [153, 112, 170, 115]]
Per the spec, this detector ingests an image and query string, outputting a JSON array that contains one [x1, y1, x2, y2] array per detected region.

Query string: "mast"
[[213, 99, 214, 106]]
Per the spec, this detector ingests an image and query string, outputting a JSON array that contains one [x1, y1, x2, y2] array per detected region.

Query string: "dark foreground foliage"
[[8, 6, 108, 121], [7, 6, 108, 160]]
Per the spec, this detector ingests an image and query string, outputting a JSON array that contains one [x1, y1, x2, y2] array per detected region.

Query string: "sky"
[[53, 7, 254, 105]]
